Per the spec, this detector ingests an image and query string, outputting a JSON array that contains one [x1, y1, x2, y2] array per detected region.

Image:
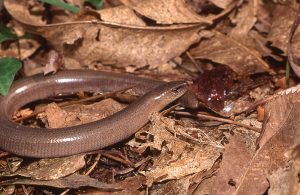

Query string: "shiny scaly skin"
[[0, 70, 195, 158]]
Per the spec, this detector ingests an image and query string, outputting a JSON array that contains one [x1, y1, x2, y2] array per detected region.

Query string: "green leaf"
[[0, 58, 22, 96], [39, 0, 80, 13], [0, 25, 18, 43], [85, 0, 103, 10]]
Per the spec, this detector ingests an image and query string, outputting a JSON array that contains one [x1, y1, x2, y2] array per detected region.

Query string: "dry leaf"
[[288, 149, 300, 195], [4, 0, 203, 69], [267, 164, 292, 195], [4, 155, 85, 180], [150, 176, 191, 194], [0, 173, 121, 190], [227, 1, 276, 60], [98, 5, 146, 26], [269, 2, 300, 54], [209, 0, 234, 9], [41, 99, 124, 128], [0, 39, 40, 60], [129, 113, 221, 186], [209, 86, 300, 194], [190, 31, 270, 76], [124, 0, 212, 24], [211, 133, 255, 195], [234, 86, 300, 194], [229, 0, 257, 38]]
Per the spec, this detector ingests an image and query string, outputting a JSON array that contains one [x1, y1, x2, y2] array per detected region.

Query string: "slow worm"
[[0, 70, 198, 158]]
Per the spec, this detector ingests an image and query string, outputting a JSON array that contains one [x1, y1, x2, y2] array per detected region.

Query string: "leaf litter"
[[1, 0, 300, 194]]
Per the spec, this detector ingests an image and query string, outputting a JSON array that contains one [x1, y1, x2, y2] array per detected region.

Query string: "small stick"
[[85, 154, 101, 175], [186, 51, 203, 74], [60, 154, 102, 195], [101, 152, 135, 168], [175, 111, 261, 133]]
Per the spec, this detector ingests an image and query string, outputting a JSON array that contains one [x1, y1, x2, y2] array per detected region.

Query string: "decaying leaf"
[[190, 31, 270, 76], [0, 173, 122, 190], [0, 39, 40, 60], [269, 2, 300, 54], [40, 98, 124, 128], [150, 176, 191, 194], [210, 85, 300, 194], [267, 164, 292, 195], [129, 113, 221, 186], [211, 133, 255, 195], [234, 86, 300, 194], [210, 0, 234, 9], [124, 0, 212, 24], [98, 5, 146, 26], [4, 0, 203, 69], [288, 149, 300, 195], [3, 155, 85, 180], [288, 5, 300, 78], [229, 0, 257, 38]]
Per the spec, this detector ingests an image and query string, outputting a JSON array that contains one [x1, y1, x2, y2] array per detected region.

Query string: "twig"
[[161, 103, 182, 116], [85, 154, 101, 175], [60, 154, 102, 195], [21, 185, 29, 195], [100, 152, 135, 167], [186, 51, 203, 73], [175, 111, 261, 133]]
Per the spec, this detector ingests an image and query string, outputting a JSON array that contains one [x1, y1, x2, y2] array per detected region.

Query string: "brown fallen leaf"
[[211, 132, 255, 195], [267, 163, 293, 195], [40, 98, 125, 128], [0, 173, 122, 190], [267, 145, 300, 194], [188, 158, 220, 195], [4, 0, 203, 69], [128, 113, 221, 186], [2, 155, 85, 180], [124, 0, 212, 24], [190, 30, 270, 76], [234, 86, 300, 194], [229, 0, 257, 38], [98, 5, 146, 26], [209, 0, 234, 9], [268, 2, 300, 55], [288, 6, 300, 78], [208, 85, 300, 194], [0, 39, 40, 60], [150, 176, 191, 194], [288, 148, 300, 195]]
